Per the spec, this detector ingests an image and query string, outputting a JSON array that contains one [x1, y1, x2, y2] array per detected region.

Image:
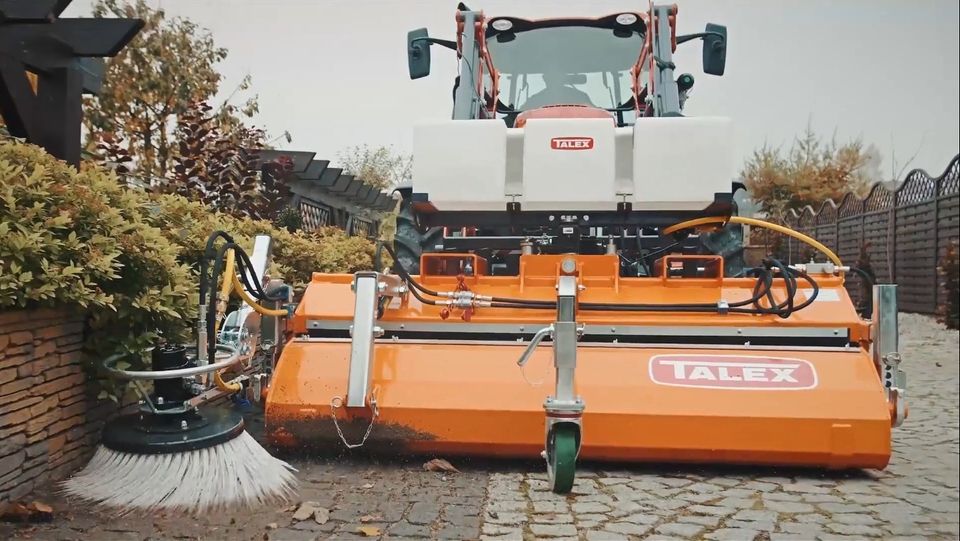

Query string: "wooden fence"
[[768, 154, 960, 314]]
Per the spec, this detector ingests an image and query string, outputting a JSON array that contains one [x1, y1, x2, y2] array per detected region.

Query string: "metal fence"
[[770, 154, 959, 314]]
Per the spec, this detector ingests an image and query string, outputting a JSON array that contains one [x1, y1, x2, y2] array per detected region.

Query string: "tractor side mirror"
[[702, 23, 727, 76], [408, 28, 432, 80]]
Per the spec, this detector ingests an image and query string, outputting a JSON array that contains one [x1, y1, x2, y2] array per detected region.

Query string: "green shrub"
[[1, 140, 195, 388], [1, 139, 379, 395]]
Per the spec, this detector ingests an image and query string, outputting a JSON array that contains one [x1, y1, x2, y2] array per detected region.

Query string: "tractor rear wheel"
[[394, 197, 442, 275]]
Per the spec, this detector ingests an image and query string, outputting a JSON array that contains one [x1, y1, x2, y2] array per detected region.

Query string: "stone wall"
[[0, 308, 117, 504]]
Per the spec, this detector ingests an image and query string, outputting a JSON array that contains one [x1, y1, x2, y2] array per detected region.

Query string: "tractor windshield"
[[486, 22, 645, 115]]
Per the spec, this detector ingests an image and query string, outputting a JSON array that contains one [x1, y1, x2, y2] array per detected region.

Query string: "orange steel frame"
[[264, 254, 895, 469]]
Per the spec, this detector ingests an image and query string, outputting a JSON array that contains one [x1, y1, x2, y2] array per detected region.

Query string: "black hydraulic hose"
[[380, 242, 444, 297], [199, 231, 234, 308], [848, 266, 875, 317], [849, 266, 875, 288], [379, 237, 821, 316], [232, 245, 286, 302]]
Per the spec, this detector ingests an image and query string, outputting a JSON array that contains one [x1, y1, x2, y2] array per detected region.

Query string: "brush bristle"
[[60, 431, 298, 514]]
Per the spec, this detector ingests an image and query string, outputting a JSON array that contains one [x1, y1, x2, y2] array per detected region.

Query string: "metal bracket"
[[871, 284, 907, 427], [346, 271, 405, 409]]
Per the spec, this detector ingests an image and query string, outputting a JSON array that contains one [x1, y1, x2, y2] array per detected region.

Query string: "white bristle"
[[60, 431, 298, 515]]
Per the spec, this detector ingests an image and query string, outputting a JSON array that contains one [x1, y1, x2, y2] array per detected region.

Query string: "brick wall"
[[0, 308, 120, 504]]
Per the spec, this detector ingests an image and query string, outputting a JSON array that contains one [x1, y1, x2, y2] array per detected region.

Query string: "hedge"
[[0, 139, 377, 389]]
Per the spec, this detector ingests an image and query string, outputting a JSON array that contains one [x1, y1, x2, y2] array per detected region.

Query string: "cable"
[[663, 216, 844, 267]]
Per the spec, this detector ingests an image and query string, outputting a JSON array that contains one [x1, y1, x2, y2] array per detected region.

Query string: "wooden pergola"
[[0, 0, 142, 165]]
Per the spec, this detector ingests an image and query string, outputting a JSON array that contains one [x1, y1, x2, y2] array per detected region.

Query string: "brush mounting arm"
[[102, 344, 240, 381]]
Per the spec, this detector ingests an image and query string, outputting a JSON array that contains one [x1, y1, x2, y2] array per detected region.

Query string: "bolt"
[[157, 396, 164, 405], [181, 420, 188, 430]]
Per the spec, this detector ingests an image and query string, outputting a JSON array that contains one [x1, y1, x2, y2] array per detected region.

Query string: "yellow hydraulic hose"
[[230, 273, 288, 317], [663, 216, 844, 267], [213, 249, 242, 392], [211, 248, 288, 392]]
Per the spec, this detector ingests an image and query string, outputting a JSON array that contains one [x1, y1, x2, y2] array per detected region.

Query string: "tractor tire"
[[393, 198, 442, 275]]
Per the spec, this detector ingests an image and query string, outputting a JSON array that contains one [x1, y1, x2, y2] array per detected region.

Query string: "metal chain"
[[330, 396, 378, 449]]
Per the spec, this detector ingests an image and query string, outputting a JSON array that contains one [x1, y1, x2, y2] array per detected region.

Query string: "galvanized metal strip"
[[305, 319, 847, 339]]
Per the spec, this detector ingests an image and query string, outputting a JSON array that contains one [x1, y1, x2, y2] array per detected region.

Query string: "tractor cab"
[[482, 13, 647, 127], [407, 5, 726, 123]]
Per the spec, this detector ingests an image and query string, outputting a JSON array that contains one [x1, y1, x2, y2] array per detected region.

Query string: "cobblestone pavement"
[[3, 313, 957, 540]]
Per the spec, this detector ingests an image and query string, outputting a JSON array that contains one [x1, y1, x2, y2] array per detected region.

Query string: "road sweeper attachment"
[[62, 233, 298, 513], [263, 2, 907, 494]]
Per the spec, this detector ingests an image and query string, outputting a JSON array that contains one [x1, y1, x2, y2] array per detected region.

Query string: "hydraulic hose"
[[662, 216, 844, 267], [230, 273, 288, 317], [211, 245, 242, 393], [202, 238, 288, 393], [381, 238, 818, 316]]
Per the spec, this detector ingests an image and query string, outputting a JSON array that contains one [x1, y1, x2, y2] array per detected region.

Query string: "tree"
[[337, 144, 411, 190], [84, 0, 257, 180], [155, 101, 292, 222], [741, 125, 873, 219]]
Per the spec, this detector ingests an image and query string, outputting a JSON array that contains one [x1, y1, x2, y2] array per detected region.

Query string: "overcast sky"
[[64, 0, 960, 179]]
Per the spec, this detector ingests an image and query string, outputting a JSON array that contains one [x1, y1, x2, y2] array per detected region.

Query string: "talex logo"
[[649, 355, 818, 390], [550, 137, 594, 150]]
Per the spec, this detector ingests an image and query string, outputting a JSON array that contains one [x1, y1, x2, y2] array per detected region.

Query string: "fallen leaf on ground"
[[359, 514, 382, 522], [423, 458, 460, 473], [292, 501, 322, 521], [360, 483, 375, 489], [314, 507, 330, 525], [0, 503, 31, 523], [358, 526, 382, 537]]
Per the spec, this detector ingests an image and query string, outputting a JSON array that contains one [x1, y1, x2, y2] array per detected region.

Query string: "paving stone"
[[677, 514, 722, 527], [585, 530, 627, 541], [406, 502, 440, 525], [688, 504, 738, 516], [529, 523, 578, 537], [726, 519, 775, 531], [655, 521, 705, 537], [779, 521, 827, 536], [387, 521, 432, 537], [732, 510, 779, 522], [705, 528, 763, 540], [487, 500, 526, 513], [792, 513, 830, 524], [763, 499, 817, 513], [826, 523, 885, 536], [437, 524, 482, 539], [603, 521, 652, 536], [533, 501, 568, 514], [481, 523, 523, 536], [484, 512, 527, 525], [817, 502, 870, 514], [618, 512, 659, 525], [829, 512, 880, 525], [532, 513, 574, 524], [571, 501, 611, 514], [597, 477, 631, 485]]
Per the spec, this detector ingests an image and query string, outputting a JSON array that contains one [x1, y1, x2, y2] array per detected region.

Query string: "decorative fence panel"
[[776, 154, 960, 314]]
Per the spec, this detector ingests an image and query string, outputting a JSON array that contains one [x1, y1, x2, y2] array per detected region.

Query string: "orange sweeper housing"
[[257, 3, 907, 493]]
